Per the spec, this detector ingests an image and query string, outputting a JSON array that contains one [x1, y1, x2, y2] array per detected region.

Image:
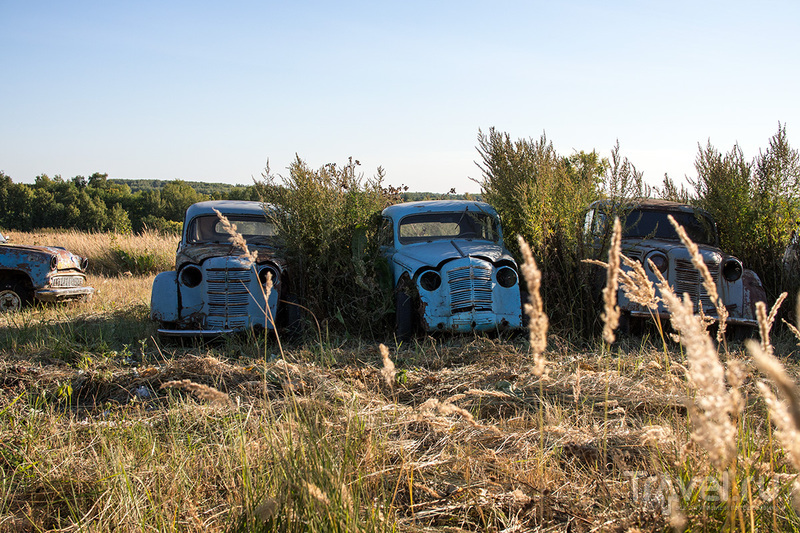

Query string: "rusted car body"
[[0, 233, 94, 312], [584, 199, 766, 328], [381, 200, 522, 336], [150, 200, 291, 337]]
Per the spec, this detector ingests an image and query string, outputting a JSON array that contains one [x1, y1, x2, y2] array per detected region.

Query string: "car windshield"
[[187, 215, 278, 245], [398, 211, 499, 244], [622, 208, 717, 246]]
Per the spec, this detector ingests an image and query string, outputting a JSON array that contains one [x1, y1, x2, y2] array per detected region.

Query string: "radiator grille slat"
[[205, 267, 252, 328], [674, 258, 719, 310], [448, 265, 492, 313]]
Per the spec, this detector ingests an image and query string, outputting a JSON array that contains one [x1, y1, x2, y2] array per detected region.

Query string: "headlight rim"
[[496, 266, 519, 288], [179, 265, 203, 288], [418, 270, 442, 292], [646, 251, 669, 274], [722, 257, 743, 282]]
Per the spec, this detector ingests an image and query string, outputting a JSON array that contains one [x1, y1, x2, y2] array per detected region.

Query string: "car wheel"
[[0, 281, 33, 313]]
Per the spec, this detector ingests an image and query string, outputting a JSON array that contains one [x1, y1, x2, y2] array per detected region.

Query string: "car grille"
[[448, 265, 493, 314], [206, 267, 252, 329], [674, 258, 720, 311], [50, 275, 85, 288]]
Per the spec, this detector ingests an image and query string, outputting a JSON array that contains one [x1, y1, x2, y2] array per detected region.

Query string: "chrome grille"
[[674, 258, 720, 310], [50, 276, 85, 288], [448, 265, 493, 313], [206, 267, 252, 328]]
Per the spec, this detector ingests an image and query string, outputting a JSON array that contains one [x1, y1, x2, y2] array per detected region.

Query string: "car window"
[[622, 209, 717, 246], [188, 215, 278, 244], [398, 211, 499, 244]]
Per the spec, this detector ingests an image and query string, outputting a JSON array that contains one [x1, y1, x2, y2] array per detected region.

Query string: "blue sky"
[[2, 1, 798, 193]]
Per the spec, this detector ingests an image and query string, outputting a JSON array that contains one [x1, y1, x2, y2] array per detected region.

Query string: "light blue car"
[[381, 200, 523, 337], [150, 200, 292, 337]]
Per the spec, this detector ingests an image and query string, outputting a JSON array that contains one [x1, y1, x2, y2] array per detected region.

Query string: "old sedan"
[[381, 200, 522, 337], [0, 235, 94, 312], [150, 200, 294, 337], [584, 199, 766, 330]]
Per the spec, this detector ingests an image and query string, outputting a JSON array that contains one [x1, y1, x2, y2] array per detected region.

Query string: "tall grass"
[[6, 228, 177, 275]]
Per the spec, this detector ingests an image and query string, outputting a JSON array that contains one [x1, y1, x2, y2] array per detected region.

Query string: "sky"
[[1, 1, 799, 193]]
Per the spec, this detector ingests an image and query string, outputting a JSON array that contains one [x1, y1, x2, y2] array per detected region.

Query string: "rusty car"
[[380, 200, 522, 337], [584, 199, 766, 332], [150, 200, 295, 337], [0, 232, 94, 312]]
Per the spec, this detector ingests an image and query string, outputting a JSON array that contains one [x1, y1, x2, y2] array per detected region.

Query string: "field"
[[3, 231, 800, 532]]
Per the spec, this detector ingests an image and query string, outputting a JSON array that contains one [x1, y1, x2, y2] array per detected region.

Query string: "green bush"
[[691, 123, 800, 303], [257, 157, 397, 337], [476, 129, 646, 337]]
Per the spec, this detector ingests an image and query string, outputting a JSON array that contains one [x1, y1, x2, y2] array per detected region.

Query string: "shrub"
[[691, 123, 800, 303], [476, 129, 646, 336], [256, 156, 397, 337]]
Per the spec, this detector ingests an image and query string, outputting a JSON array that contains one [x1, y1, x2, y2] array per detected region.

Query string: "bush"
[[257, 156, 397, 337], [691, 123, 800, 303], [476, 129, 646, 337]]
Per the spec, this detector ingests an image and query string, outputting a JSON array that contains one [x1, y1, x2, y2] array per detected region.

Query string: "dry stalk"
[[756, 293, 788, 356], [657, 278, 739, 470], [419, 398, 478, 427], [619, 254, 658, 310], [213, 208, 258, 264], [667, 214, 728, 342], [600, 218, 622, 344], [517, 235, 548, 376], [303, 481, 331, 506], [160, 379, 231, 406], [379, 343, 396, 387]]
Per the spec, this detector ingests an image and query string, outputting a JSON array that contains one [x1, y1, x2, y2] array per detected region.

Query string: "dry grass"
[[4, 228, 177, 275], [4, 227, 800, 531]]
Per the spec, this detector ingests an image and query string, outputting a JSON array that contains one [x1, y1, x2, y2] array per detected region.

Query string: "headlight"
[[259, 266, 279, 287], [81, 257, 89, 271], [646, 252, 668, 274], [722, 258, 743, 282], [50, 255, 58, 270], [180, 265, 203, 288], [496, 266, 518, 288], [419, 270, 441, 291]]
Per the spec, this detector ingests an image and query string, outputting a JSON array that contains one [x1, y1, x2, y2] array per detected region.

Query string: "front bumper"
[[425, 310, 522, 332], [629, 309, 759, 328], [157, 328, 237, 338], [35, 286, 95, 302]]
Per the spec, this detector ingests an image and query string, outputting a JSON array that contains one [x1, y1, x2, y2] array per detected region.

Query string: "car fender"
[[150, 271, 179, 322]]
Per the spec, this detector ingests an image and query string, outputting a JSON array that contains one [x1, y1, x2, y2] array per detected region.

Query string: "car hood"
[[2, 244, 85, 270], [621, 238, 723, 258], [176, 242, 287, 270], [391, 240, 515, 274]]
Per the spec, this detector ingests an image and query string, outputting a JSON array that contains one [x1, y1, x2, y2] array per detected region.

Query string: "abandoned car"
[[0, 233, 94, 312], [584, 199, 766, 330], [150, 200, 293, 337], [381, 200, 522, 337]]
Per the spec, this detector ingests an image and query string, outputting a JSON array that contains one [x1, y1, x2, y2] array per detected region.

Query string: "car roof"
[[185, 200, 274, 219], [588, 198, 711, 217], [382, 200, 498, 219]]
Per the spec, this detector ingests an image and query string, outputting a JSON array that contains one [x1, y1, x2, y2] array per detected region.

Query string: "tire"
[[0, 280, 33, 313]]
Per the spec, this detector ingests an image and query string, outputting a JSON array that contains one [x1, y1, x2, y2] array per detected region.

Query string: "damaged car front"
[[0, 239, 94, 312], [150, 200, 292, 337], [584, 199, 766, 331], [381, 200, 522, 337]]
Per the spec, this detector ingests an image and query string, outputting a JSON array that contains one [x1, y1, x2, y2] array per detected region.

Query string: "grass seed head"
[[600, 218, 622, 344], [667, 214, 728, 342], [379, 344, 396, 387], [213, 208, 258, 264], [517, 235, 548, 376], [160, 379, 231, 406]]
